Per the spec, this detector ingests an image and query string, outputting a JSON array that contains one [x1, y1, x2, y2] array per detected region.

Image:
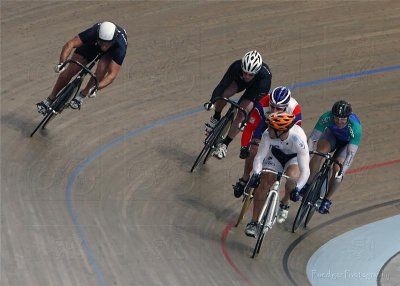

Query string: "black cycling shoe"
[[36, 100, 51, 115], [233, 178, 248, 198]]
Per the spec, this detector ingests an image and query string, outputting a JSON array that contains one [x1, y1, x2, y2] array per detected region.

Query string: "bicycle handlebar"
[[261, 169, 293, 180], [207, 97, 249, 130], [309, 151, 344, 176], [60, 59, 99, 90]]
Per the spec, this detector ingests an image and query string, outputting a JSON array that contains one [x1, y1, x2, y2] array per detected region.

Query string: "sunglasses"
[[333, 116, 348, 122], [270, 104, 286, 112], [242, 70, 256, 77]]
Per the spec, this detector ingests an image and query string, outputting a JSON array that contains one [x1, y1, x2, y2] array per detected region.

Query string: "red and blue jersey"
[[241, 94, 302, 147]]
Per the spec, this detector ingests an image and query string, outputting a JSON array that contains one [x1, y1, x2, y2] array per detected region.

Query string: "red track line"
[[347, 158, 400, 174], [220, 158, 400, 285], [220, 219, 255, 286]]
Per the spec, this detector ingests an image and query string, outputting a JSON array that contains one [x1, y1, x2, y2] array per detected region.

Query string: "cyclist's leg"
[[48, 53, 87, 101], [226, 98, 253, 141], [251, 156, 281, 222], [214, 97, 254, 159], [252, 174, 274, 220], [242, 140, 260, 181], [282, 161, 300, 205], [213, 81, 239, 119], [234, 140, 260, 197], [206, 82, 239, 138], [308, 129, 334, 183], [326, 144, 347, 200]]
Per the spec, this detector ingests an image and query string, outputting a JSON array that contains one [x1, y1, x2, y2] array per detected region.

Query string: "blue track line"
[[65, 64, 400, 285]]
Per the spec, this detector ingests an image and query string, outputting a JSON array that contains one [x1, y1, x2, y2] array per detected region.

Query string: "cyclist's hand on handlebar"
[[204, 101, 214, 111], [335, 171, 344, 182], [239, 146, 250, 159], [54, 62, 66, 73], [88, 86, 97, 98]]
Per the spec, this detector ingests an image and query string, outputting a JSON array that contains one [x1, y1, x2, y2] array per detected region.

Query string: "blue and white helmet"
[[271, 86, 291, 107], [241, 50, 263, 74]]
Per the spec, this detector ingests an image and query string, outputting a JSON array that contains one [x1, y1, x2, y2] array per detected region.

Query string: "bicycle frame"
[[303, 151, 343, 227], [190, 97, 248, 172], [30, 56, 100, 137], [252, 169, 292, 258]]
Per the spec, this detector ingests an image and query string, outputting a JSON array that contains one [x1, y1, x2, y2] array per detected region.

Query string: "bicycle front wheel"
[[30, 111, 54, 137], [251, 193, 276, 258], [190, 113, 233, 172], [190, 132, 215, 172], [292, 172, 323, 233], [304, 175, 327, 228]]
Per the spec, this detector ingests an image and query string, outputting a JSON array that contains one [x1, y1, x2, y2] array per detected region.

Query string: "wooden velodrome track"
[[1, 2, 399, 286]]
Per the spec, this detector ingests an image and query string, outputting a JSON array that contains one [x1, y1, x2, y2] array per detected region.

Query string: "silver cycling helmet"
[[241, 50, 263, 74], [98, 21, 117, 43]]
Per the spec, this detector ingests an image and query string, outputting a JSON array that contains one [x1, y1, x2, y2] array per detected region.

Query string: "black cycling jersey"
[[211, 60, 272, 102], [76, 23, 128, 65]]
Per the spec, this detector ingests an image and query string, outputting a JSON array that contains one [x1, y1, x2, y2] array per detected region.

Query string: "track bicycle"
[[30, 56, 100, 137], [190, 97, 248, 172], [251, 169, 293, 258], [291, 151, 343, 233]]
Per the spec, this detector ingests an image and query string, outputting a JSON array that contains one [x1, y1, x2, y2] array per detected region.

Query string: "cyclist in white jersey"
[[245, 113, 310, 237]]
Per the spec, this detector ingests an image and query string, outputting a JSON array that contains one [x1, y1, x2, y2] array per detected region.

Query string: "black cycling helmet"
[[332, 100, 352, 118]]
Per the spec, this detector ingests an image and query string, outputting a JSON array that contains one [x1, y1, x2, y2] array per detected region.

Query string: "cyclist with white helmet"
[[244, 113, 310, 237], [36, 21, 128, 113], [204, 50, 272, 159], [290, 100, 362, 214], [233, 86, 302, 198]]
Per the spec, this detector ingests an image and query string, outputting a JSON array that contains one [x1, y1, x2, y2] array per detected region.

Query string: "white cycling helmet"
[[241, 50, 263, 74], [98, 21, 117, 42]]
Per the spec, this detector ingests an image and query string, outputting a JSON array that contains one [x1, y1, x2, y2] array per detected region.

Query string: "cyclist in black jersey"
[[36, 21, 128, 113], [204, 50, 272, 159]]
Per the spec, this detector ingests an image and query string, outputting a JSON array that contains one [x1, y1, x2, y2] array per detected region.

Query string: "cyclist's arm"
[[241, 109, 261, 147], [307, 112, 330, 150], [210, 62, 235, 100], [341, 143, 359, 175], [59, 36, 83, 63], [307, 129, 322, 151], [295, 134, 310, 189], [292, 104, 302, 126], [97, 61, 121, 90], [252, 132, 271, 174], [341, 122, 362, 175]]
